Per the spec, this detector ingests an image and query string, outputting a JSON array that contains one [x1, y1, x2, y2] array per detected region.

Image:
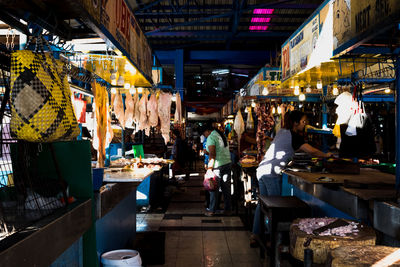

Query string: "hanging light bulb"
[[124, 82, 131, 90], [294, 85, 300, 96], [262, 86, 269, 95], [111, 88, 117, 94], [299, 93, 306, 101], [385, 88, 391, 94], [306, 86, 312, 93], [272, 106, 276, 114], [129, 86, 135, 94], [277, 106, 282, 114], [111, 79, 117, 86], [172, 94, 177, 102], [317, 81, 323, 89], [332, 85, 339, 95], [244, 107, 249, 113], [137, 87, 143, 94], [251, 101, 256, 108]]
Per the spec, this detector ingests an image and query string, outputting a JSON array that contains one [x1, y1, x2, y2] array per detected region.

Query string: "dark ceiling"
[[132, 0, 324, 99]]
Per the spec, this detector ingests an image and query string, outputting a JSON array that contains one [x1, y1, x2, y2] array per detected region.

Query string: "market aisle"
[[137, 171, 266, 267]]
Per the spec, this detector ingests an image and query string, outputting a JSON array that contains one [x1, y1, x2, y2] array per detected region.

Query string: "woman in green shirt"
[[202, 122, 232, 216]]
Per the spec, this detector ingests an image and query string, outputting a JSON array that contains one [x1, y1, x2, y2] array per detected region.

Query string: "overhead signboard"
[[100, 0, 153, 81], [281, 0, 332, 82], [333, 0, 400, 55]]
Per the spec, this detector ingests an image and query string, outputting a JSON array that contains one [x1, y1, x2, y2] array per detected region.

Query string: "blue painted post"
[[396, 56, 400, 194], [322, 85, 328, 152], [175, 49, 184, 100]]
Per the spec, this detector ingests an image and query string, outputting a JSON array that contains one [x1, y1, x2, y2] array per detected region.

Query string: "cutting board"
[[328, 245, 400, 267], [290, 218, 376, 264]]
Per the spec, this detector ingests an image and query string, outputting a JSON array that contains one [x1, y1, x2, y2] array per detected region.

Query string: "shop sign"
[[333, 0, 400, 54], [101, 0, 153, 80], [282, 43, 290, 80]]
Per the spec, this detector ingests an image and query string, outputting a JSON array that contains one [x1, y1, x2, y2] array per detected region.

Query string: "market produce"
[[124, 91, 134, 128], [158, 91, 172, 144], [174, 92, 182, 123], [138, 89, 150, 135], [328, 245, 400, 267], [290, 218, 376, 264], [113, 91, 125, 129], [147, 91, 159, 129]]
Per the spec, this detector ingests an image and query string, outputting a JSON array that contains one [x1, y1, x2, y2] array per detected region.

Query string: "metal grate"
[[0, 48, 68, 241]]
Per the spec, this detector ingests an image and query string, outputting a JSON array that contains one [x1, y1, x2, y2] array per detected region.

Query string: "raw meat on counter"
[[296, 218, 360, 237], [113, 91, 125, 129], [147, 91, 159, 129], [158, 91, 172, 144], [124, 91, 134, 128], [133, 88, 140, 127]]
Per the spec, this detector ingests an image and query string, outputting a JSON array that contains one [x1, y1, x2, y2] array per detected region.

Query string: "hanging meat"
[[158, 91, 172, 144], [234, 109, 245, 153], [147, 91, 159, 129], [255, 103, 275, 161], [138, 89, 150, 135], [133, 88, 140, 128], [246, 107, 254, 131], [92, 82, 113, 167], [124, 91, 134, 128], [113, 91, 125, 129], [174, 92, 182, 123]]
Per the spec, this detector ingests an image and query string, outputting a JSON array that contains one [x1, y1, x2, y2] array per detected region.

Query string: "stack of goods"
[[255, 103, 275, 161], [290, 218, 376, 264]]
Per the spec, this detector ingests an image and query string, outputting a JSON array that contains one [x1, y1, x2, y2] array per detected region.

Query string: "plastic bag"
[[203, 174, 218, 191], [346, 102, 367, 136]]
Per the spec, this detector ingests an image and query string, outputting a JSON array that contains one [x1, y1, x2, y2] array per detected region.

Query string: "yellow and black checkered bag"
[[10, 48, 80, 142]]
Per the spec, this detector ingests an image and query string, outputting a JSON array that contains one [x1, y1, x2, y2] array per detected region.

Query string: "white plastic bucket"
[[101, 249, 142, 267]]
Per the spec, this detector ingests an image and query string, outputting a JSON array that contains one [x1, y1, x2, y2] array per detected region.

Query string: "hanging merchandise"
[[124, 91, 134, 129], [10, 36, 80, 142], [255, 103, 275, 161], [92, 81, 113, 167], [346, 85, 367, 136], [138, 89, 150, 135], [113, 91, 125, 129], [174, 92, 182, 123], [133, 88, 140, 129], [158, 91, 172, 144], [234, 109, 245, 153], [246, 106, 254, 131], [147, 90, 159, 129], [72, 95, 87, 123]]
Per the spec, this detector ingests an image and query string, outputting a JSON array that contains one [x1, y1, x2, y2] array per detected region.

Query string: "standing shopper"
[[250, 110, 332, 246], [203, 122, 232, 216]]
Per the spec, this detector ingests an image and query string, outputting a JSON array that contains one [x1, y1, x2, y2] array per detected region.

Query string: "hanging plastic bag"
[[346, 101, 367, 136], [203, 171, 218, 191]]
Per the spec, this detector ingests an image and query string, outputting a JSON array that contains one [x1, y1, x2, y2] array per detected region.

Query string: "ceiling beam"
[[135, 3, 319, 13], [135, 13, 310, 18], [145, 0, 292, 33], [141, 21, 300, 27], [154, 50, 272, 65], [146, 30, 292, 38]]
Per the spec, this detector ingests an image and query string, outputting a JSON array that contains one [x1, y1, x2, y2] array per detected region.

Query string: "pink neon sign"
[[250, 9, 274, 31]]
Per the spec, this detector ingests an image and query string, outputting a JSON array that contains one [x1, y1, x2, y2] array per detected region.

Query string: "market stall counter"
[[282, 168, 396, 236]]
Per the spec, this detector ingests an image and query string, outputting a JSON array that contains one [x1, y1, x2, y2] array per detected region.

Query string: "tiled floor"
[[137, 169, 268, 267]]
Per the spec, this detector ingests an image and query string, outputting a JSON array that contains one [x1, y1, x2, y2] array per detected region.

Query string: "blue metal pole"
[[396, 56, 400, 193], [322, 85, 328, 152], [175, 49, 184, 100]]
